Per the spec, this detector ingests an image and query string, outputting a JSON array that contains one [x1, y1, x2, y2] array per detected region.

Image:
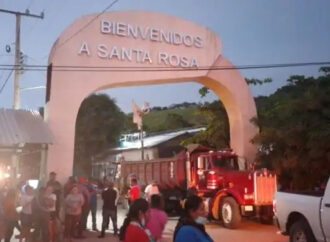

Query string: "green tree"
[[199, 78, 272, 97], [252, 70, 330, 190], [186, 78, 272, 148], [181, 101, 229, 149], [74, 94, 126, 176], [160, 113, 192, 131]]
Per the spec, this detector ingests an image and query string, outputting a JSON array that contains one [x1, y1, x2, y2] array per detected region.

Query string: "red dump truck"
[[119, 145, 276, 229]]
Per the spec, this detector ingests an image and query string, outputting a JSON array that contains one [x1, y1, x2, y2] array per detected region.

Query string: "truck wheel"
[[220, 197, 241, 229], [289, 220, 316, 242]]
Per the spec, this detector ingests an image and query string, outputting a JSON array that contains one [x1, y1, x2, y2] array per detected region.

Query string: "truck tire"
[[220, 197, 242, 229], [289, 220, 316, 242]]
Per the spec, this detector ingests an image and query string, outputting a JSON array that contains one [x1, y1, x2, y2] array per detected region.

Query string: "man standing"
[[46, 172, 62, 217], [77, 178, 90, 238], [98, 182, 118, 238], [144, 180, 160, 202], [129, 178, 140, 204], [87, 180, 98, 231]]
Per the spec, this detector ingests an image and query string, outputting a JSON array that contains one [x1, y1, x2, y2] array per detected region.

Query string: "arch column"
[[204, 56, 258, 163], [45, 72, 90, 182]]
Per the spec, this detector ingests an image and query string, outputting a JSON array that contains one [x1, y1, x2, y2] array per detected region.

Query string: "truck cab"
[[187, 149, 276, 228], [190, 151, 247, 193]]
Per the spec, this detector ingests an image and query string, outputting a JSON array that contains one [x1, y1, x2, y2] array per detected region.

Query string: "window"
[[214, 157, 239, 170], [197, 156, 211, 170]]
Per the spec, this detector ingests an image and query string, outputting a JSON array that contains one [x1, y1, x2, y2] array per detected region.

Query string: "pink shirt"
[[146, 208, 168, 240]]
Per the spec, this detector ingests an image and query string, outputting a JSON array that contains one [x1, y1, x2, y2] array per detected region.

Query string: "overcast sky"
[[0, 0, 329, 112]]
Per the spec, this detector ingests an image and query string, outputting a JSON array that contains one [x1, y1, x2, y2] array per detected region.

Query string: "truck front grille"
[[254, 171, 277, 205]]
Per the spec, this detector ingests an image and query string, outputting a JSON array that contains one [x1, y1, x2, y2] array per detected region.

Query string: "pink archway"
[[45, 11, 258, 181]]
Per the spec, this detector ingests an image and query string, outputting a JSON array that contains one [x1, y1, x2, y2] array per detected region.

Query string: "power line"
[[55, 0, 119, 50], [25, 0, 60, 41], [0, 54, 14, 82], [0, 69, 7, 82], [0, 61, 329, 72], [1, 61, 329, 69], [0, 69, 14, 94], [0, 8, 44, 109]]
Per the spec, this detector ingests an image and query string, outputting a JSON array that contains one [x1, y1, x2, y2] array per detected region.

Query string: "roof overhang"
[[0, 109, 54, 147]]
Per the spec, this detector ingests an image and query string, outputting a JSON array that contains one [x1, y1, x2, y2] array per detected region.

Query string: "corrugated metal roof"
[[113, 127, 205, 151], [0, 108, 54, 146]]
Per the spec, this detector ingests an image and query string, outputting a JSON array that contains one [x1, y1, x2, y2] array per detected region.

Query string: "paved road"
[[11, 202, 287, 242], [79, 207, 287, 242]]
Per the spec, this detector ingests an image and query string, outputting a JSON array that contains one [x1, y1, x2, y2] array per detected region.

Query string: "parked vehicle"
[[274, 177, 330, 242], [118, 144, 276, 229]]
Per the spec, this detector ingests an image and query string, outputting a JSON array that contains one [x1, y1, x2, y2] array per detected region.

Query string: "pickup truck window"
[[214, 157, 239, 170]]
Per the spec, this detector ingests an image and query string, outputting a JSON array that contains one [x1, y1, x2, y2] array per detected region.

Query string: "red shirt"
[[129, 185, 140, 202], [124, 224, 149, 242]]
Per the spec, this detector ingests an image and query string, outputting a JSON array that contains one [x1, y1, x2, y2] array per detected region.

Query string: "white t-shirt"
[[145, 184, 160, 201], [20, 194, 34, 215], [65, 193, 84, 215], [46, 194, 57, 212]]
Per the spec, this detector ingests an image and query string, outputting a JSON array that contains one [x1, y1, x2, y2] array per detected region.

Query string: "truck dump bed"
[[120, 152, 186, 190]]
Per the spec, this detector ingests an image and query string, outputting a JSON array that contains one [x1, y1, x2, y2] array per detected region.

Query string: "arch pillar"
[[45, 72, 91, 182], [202, 56, 258, 163]]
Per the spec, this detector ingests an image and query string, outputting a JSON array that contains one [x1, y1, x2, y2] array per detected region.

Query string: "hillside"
[[125, 104, 208, 133]]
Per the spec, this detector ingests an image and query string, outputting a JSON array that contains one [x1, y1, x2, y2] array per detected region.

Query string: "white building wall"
[[121, 147, 158, 161]]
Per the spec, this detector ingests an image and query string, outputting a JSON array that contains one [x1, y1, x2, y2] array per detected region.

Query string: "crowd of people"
[[0, 173, 214, 242], [0, 172, 98, 242]]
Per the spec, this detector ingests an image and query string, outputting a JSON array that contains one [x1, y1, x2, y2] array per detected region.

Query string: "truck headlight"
[[244, 194, 254, 200]]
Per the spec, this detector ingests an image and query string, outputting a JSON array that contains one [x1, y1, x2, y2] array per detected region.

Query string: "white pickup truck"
[[274, 177, 330, 242]]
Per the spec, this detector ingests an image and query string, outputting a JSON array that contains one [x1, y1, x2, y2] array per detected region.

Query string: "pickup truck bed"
[[275, 178, 330, 242]]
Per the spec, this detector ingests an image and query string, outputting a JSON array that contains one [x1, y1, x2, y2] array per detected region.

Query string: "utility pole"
[[0, 9, 44, 109], [140, 121, 144, 160], [140, 103, 150, 160], [14, 14, 21, 110], [0, 9, 44, 185]]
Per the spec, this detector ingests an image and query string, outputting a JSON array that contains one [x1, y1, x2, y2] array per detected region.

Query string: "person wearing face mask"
[[174, 195, 213, 242], [119, 198, 152, 242]]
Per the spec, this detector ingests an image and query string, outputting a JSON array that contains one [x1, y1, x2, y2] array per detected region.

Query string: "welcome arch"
[[45, 11, 258, 181]]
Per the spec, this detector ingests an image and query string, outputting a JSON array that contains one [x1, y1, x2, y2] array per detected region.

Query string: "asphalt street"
[[80, 205, 287, 242]]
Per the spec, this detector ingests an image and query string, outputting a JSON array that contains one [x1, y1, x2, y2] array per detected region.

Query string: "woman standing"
[[119, 198, 151, 242], [64, 185, 84, 242], [174, 195, 213, 242], [146, 195, 168, 241]]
